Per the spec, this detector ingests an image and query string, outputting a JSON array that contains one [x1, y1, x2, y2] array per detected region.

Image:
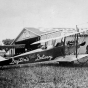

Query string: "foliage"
[[2, 39, 14, 45]]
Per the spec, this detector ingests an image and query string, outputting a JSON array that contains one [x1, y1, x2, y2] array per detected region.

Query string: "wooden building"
[[10, 27, 63, 56], [10, 27, 88, 56], [11, 28, 44, 55]]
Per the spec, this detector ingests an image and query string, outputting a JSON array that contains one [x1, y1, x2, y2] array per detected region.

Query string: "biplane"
[[0, 28, 88, 66]]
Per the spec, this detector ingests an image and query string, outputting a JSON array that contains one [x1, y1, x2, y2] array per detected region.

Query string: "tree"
[[2, 39, 14, 45]]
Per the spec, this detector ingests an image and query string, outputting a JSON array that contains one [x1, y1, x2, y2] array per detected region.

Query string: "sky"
[[0, 0, 88, 41]]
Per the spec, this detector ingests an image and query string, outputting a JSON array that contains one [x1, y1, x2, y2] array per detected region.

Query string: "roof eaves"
[[11, 28, 26, 45]]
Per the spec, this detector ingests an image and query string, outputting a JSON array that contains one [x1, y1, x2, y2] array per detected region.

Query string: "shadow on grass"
[[1, 60, 88, 70], [34, 61, 88, 68]]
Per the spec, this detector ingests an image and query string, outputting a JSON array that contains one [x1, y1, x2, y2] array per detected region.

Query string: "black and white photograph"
[[0, 0, 88, 88]]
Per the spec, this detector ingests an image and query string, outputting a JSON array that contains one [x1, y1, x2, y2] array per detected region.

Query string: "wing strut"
[[63, 37, 66, 57], [76, 25, 79, 58]]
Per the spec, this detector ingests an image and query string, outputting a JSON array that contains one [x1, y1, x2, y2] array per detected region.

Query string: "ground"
[[0, 59, 88, 88]]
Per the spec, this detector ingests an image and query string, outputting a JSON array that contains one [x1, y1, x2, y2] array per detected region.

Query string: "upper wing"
[[31, 30, 87, 45]]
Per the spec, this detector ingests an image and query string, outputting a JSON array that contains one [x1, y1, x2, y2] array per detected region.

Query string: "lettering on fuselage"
[[10, 57, 29, 64], [10, 54, 36, 64], [35, 54, 53, 61], [10, 54, 53, 64]]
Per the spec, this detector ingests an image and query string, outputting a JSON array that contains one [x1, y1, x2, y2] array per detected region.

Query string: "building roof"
[[25, 27, 45, 35], [11, 27, 79, 45], [11, 27, 46, 44], [11, 27, 71, 44]]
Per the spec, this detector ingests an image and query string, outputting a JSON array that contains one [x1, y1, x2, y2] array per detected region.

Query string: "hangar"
[[11, 27, 45, 55], [10, 27, 62, 56], [8, 27, 88, 56]]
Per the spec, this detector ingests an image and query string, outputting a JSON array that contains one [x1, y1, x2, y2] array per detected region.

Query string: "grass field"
[[0, 59, 88, 88]]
